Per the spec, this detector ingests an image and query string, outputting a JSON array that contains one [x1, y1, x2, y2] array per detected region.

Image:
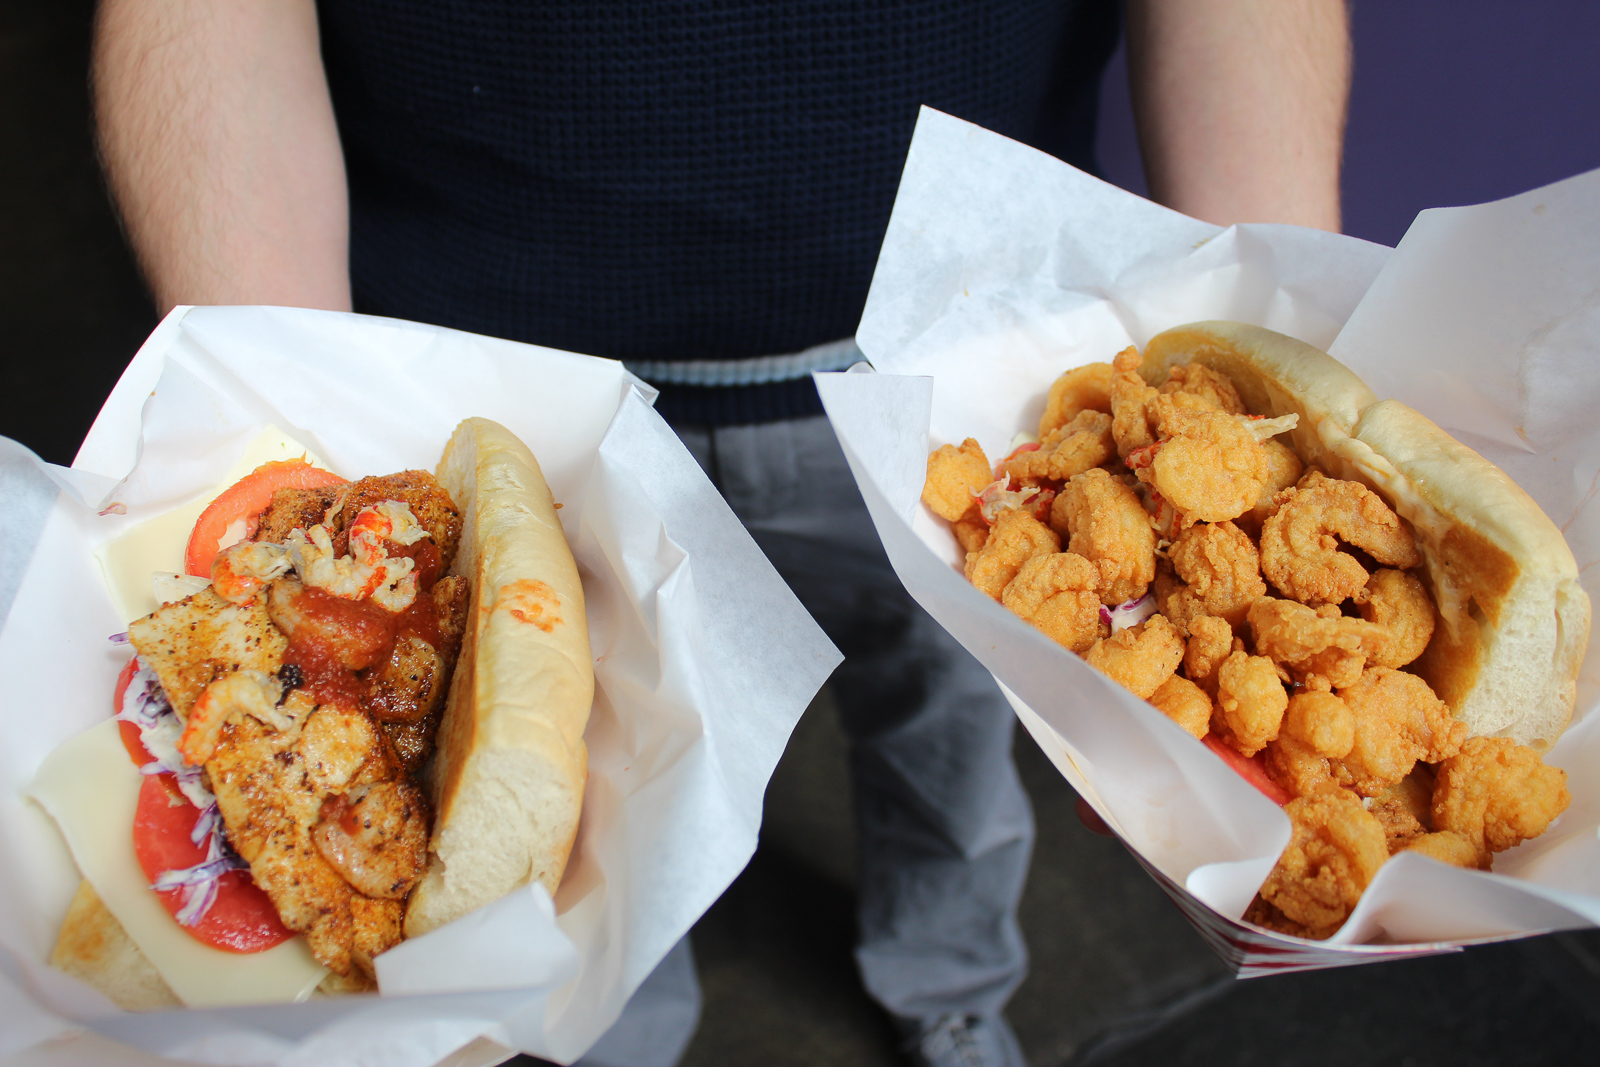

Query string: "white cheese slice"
[[152, 572, 212, 607], [96, 426, 336, 623], [27, 719, 327, 1006]]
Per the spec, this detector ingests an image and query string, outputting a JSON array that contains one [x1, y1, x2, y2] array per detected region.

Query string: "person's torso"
[[320, 0, 1119, 368]]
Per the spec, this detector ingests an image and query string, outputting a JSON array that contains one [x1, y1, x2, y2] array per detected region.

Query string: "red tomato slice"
[[1202, 734, 1292, 806], [184, 459, 347, 578], [993, 441, 1041, 481], [132, 775, 293, 953], [112, 656, 154, 766]]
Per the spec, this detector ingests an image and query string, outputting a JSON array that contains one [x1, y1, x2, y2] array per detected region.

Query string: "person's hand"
[[1074, 796, 1114, 837]]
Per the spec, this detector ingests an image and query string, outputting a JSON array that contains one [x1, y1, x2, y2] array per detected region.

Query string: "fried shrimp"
[[1150, 674, 1211, 739], [1394, 831, 1489, 870], [1259, 792, 1389, 938], [1247, 598, 1389, 690], [1005, 410, 1115, 484], [1038, 362, 1114, 438], [964, 507, 1059, 599], [1356, 568, 1436, 669], [1158, 361, 1245, 415], [1001, 552, 1104, 653], [951, 506, 991, 553], [1432, 736, 1571, 855], [1084, 614, 1184, 699], [1214, 650, 1289, 756], [922, 438, 993, 521], [1143, 396, 1290, 524], [1109, 346, 1161, 458], [1263, 736, 1342, 800], [1259, 470, 1421, 606], [1051, 468, 1157, 605], [1167, 521, 1267, 626], [1151, 565, 1207, 637], [1182, 614, 1236, 694], [1238, 438, 1304, 537], [1330, 667, 1466, 797], [1281, 690, 1355, 758], [1368, 765, 1436, 843]]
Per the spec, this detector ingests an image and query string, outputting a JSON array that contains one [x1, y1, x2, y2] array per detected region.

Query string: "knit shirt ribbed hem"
[[652, 377, 825, 426]]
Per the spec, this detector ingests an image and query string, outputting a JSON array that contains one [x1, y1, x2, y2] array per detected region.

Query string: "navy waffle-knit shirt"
[[318, 0, 1120, 424]]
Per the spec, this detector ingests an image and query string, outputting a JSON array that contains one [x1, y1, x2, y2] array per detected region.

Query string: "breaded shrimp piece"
[[1214, 650, 1289, 756], [964, 508, 1060, 599], [1355, 568, 1436, 669], [1263, 736, 1343, 800], [923, 438, 993, 521], [1259, 470, 1420, 606], [1247, 598, 1388, 690], [1158, 361, 1245, 415], [1242, 894, 1315, 938], [1433, 736, 1571, 855], [1084, 614, 1184, 699], [1109, 346, 1161, 459], [1237, 438, 1304, 537], [1330, 667, 1466, 797], [1182, 614, 1236, 695], [1038, 362, 1114, 438], [1281, 690, 1355, 758], [1051, 468, 1157, 605], [951, 504, 991, 554], [1393, 830, 1490, 870], [1369, 765, 1436, 843], [1258, 792, 1389, 938], [1001, 552, 1103, 653], [1151, 566, 1201, 637], [1150, 674, 1211, 739], [1168, 521, 1267, 627], [1004, 410, 1115, 484], [1143, 396, 1286, 524]]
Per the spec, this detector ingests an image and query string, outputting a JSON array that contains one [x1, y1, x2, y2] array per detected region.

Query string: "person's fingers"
[[1075, 795, 1114, 836]]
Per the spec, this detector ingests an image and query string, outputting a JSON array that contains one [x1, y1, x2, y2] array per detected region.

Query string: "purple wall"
[[1095, 1, 1600, 248]]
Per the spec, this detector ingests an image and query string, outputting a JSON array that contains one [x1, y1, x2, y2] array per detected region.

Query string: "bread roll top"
[[406, 417, 593, 938], [1341, 400, 1588, 749]]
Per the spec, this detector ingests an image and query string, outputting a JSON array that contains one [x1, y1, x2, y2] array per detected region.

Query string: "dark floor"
[[7, 2, 1600, 1066]]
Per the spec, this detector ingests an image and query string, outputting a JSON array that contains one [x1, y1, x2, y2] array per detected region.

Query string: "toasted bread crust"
[[51, 881, 180, 1011], [405, 419, 592, 938]]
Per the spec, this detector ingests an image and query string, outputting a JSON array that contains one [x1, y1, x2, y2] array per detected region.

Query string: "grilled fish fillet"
[[205, 691, 404, 982], [127, 588, 287, 717]]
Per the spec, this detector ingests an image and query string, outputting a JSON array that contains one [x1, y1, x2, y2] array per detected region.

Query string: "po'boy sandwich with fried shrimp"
[[924, 321, 1588, 939], [33, 417, 592, 1007]]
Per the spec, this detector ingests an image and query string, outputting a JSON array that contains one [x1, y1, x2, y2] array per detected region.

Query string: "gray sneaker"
[[905, 1013, 1026, 1067]]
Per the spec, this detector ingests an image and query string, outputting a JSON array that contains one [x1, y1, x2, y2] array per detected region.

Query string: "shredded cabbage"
[[115, 658, 246, 925], [1099, 593, 1157, 633]]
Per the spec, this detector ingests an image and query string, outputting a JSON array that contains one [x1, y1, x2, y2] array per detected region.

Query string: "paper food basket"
[[0, 306, 840, 1066], [816, 108, 1600, 977]]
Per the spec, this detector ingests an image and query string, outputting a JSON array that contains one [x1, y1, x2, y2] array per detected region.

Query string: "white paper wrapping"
[[818, 108, 1600, 974], [0, 306, 840, 1063]]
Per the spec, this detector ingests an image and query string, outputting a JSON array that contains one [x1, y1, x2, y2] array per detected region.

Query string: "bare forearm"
[[94, 0, 350, 314], [1125, 0, 1350, 231]]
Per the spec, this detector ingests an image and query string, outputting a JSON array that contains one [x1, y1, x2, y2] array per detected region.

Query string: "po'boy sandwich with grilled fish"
[[35, 417, 592, 1006]]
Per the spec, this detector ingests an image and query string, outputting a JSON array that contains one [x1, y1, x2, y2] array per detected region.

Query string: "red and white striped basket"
[[1124, 848, 1526, 977]]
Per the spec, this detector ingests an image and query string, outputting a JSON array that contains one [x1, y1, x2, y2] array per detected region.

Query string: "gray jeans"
[[580, 413, 1034, 1066]]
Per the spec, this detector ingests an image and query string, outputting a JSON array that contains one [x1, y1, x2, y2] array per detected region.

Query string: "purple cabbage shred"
[[115, 658, 242, 927]]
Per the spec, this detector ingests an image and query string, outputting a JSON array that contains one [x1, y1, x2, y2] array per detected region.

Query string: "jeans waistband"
[[624, 337, 862, 387]]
